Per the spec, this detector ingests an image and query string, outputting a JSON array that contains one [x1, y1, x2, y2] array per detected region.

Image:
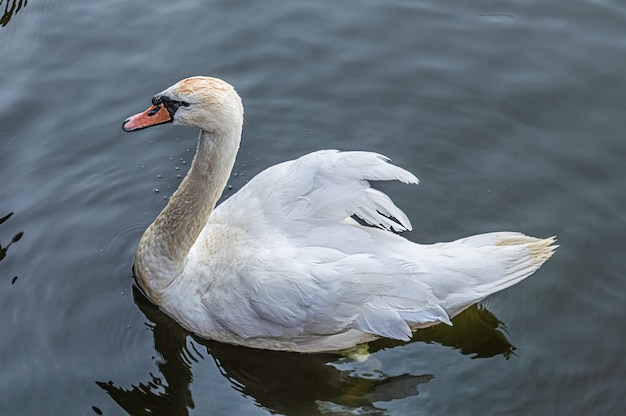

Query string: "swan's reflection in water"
[[97, 285, 514, 415]]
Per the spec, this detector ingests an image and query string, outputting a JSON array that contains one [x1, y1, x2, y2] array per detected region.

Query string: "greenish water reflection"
[[97, 285, 514, 415]]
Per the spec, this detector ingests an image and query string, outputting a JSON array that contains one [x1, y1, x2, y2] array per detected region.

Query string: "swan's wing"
[[201, 151, 449, 342], [200, 246, 451, 342], [220, 150, 419, 233]]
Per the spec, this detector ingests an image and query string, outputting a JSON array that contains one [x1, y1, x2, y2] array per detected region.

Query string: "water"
[[1, 0, 625, 414]]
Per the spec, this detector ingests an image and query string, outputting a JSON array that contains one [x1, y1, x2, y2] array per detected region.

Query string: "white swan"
[[122, 76, 556, 353]]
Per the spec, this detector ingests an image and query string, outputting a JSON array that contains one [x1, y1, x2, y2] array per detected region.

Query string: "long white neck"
[[135, 125, 241, 292]]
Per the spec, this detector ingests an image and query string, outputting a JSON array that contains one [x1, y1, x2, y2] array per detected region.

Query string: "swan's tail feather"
[[485, 234, 557, 291], [432, 232, 558, 318]]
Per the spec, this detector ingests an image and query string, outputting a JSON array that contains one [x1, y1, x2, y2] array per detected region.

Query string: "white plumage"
[[123, 76, 556, 353]]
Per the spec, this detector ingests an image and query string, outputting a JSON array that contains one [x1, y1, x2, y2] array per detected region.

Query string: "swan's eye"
[[148, 105, 161, 116], [180, 101, 190, 108]]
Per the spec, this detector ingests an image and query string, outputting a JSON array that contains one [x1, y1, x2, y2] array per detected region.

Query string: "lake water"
[[2, 0, 626, 414]]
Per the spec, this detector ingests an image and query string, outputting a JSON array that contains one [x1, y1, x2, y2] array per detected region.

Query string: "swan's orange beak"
[[122, 104, 172, 132]]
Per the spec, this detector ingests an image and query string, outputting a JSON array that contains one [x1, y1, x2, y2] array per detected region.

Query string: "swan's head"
[[123, 76, 244, 135]]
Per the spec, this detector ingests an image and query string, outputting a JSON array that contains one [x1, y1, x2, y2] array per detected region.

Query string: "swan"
[[122, 76, 556, 353]]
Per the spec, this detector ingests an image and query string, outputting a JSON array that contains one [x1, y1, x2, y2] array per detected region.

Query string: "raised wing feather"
[[221, 150, 419, 233]]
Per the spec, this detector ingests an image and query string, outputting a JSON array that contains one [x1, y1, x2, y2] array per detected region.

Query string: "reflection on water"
[[368, 304, 515, 360], [1, 0, 27, 27], [97, 285, 515, 415], [0, 212, 23, 284]]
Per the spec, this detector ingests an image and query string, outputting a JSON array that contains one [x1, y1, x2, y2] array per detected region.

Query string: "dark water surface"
[[2, 0, 626, 414]]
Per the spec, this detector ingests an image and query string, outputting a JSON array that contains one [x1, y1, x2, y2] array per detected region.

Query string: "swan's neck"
[[135, 126, 241, 291]]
